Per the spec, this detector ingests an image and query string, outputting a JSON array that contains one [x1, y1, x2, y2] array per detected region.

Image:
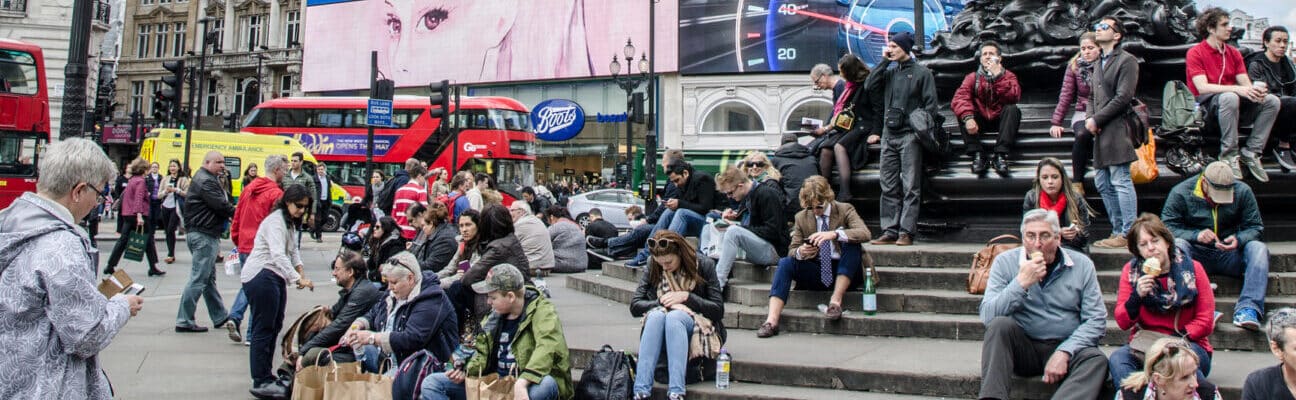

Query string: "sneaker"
[[756, 322, 779, 338], [226, 319, 243, 343], [1240, 151, 1270, 182], [175, 324, 209, 333], [633, 393, 651, 400], [668, 393, 686, 400], [1274, 146, 1296, 172], [1093, 235, 1127, 249], [1225, 156, 1244, 180], [1233, 309, 1261, 331]]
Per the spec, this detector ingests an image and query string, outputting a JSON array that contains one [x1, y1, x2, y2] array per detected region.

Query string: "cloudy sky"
[[1200, 1, 1296, 29]]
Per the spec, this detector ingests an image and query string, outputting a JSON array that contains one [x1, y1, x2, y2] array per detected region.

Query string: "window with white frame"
[[172, 22, 186, 57], [285, 10, 301, 46], [279, 75, 294, 98], [141, 0, 153, 5], [154, 23, 168, 58], [130, 81, 144, 113], [136, 24, 152, 58], [233, 77, 246, 116], [159, 0, 169, 4], [209, 18, 224, 51], [701, 101, 765, 133], [241, 14, 265, 51], [205, 78, 219, 116]]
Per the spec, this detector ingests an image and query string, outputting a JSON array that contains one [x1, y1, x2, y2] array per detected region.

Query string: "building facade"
[[1, 0, 115, 136]]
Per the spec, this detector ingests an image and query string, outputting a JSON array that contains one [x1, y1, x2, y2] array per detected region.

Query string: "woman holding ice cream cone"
[[1109, 213, 1218, 393]]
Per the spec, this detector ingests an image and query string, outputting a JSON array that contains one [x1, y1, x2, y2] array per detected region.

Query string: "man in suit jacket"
[[312, 162, 332, 241], [757, 176, 871, 338]]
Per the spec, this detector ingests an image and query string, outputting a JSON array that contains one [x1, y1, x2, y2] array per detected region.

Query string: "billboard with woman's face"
[[302, 0, 679, 92]]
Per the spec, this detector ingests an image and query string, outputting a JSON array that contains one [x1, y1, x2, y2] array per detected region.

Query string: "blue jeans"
[[244, 269, 286, 386], [229, 252, 253, 337], [631, 208, 706, 264], [1094, 163, 1137, 236], [356, 344, 396, 374], [176, 231, 229, 327], [1108, 342, 1211, 391], [420, 372, 559, 400], [1176, 238, 1269, 314], [770, 243, 863, 300], [715, 225, 780, 288], [608, 224, 653, 258], [634, 309, 695, 396]]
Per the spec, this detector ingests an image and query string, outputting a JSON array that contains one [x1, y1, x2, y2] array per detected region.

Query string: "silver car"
[[566, 189, 645, 230]]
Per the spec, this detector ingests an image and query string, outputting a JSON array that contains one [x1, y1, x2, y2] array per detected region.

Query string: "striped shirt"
[[392, 182, 428, 240]]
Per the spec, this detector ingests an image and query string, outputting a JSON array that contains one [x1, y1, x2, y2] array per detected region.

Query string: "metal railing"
[[0, 0, 26, 13], [94, 0, 110, 24]]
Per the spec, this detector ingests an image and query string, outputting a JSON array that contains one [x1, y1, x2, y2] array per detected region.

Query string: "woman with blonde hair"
[[741, 151, 781, 183], [1117, 338, 1221, 399]]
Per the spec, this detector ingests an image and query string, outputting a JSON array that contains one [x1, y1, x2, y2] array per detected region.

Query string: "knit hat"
[[890, 32, 916, 52]]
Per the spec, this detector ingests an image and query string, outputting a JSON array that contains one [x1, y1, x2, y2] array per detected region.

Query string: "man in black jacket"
[[583, 208, 618, 240], [177, 151, 237, 333], [627, 160, 715, 267], [1246, 26, 1296, 171], [864, 31, 937, 246], [770, 133, 818, 221], [299, 250, 382, 367], [712, 167, 787, 288]]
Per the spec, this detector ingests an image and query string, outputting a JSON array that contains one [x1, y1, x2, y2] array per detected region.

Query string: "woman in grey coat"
[[0, 139, 143, 399]]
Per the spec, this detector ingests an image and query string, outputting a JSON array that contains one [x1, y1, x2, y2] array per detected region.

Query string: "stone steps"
[[570, 369, 951, 400]]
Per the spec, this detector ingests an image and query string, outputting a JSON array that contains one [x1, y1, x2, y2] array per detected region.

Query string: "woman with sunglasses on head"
[[1111, 214, 1216, 395], [1117, 338, 1221, 399], [241, 184, 316, 399], [1023, 158, 1095, 253], [340, 251, 460, 377], [629, 231, 726, 400]]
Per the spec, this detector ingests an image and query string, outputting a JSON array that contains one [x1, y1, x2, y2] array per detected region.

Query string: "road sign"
[[366, 98, 393, 127]]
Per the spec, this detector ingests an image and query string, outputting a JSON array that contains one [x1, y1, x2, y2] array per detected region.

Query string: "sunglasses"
[[646, 238, 678, 254], [805, 203, 826, 211], [744, 161, 767, 168], [1147, 340, 1190, 369], [1093, 22, 1111, 31]]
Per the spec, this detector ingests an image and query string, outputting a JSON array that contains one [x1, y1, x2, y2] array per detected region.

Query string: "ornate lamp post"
[[609, 38, 649, 189]]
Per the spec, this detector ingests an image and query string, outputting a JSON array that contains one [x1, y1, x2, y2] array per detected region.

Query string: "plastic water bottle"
[[862, 268, 877, 316], [715, 348, 731, 389]]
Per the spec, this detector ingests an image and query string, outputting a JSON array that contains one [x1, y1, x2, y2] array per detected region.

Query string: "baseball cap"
[[471, 264, 526, 294], [1201, 161, 1235, 204]]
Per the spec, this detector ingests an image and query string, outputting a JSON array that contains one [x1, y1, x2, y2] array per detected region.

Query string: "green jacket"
[[1162, 174, 1264, 246], [282, 170, 317, 203], [466, 287, 573, 400]]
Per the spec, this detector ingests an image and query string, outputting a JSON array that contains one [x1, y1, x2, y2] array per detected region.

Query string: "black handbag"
[[576, 345, 635, 400], [910, 107, 951, 156]]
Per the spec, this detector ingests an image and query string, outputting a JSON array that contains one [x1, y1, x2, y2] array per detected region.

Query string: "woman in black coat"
[[364, 216, 406, 284], [411, 201, 458, 272], [813, 53, 883, 201], [629, 231, 726, 399], [456, 205, 530, 325]]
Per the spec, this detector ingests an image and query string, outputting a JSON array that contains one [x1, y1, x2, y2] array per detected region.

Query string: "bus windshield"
[[0, 49, 39, 95], [0, 133, 40, 176], [453, 109, 531, 132]]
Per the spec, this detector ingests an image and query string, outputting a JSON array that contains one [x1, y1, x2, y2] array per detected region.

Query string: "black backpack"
[[576, 345, 635, 400]]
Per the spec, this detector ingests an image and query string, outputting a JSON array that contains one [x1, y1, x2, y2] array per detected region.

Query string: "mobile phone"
[[458, 260, 471, 272]]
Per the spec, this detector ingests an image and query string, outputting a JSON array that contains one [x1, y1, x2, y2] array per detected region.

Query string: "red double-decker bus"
[[0, 39, 50, 209], [241, 95, 537, 202]]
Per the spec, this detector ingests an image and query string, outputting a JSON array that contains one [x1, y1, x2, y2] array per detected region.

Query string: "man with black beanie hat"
[[863, 31, 938, 246]]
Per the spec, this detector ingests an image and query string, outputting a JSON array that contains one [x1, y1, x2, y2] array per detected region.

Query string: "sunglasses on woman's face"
[[745, 161, 767, 168], [646, 238, 678, 254]]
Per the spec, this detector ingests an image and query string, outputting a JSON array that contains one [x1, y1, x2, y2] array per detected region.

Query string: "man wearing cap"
[[421, 264, 573, 400], [1162, 161, 1269, 331], [863, 31, 938, 246]]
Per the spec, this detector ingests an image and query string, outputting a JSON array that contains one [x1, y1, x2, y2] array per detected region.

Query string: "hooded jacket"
[[466, 288, 573, 400], [1245, 50, 1296, 97], [357, 271, 459, 365], [769, 143, 817, 212], [0, 193, 132, 399], [231, 176, 283, 254]]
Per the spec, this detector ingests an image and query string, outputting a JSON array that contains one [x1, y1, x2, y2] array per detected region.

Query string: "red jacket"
[[231, 177, 283, 254], [1114, 259, 1215, 353], [951, 70, 1022, 121]]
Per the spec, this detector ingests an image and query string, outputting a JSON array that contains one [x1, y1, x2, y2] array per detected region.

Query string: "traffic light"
[[160, 60, 185, 123], [428, 79, 450, 119], [152, 90, 172, 122]]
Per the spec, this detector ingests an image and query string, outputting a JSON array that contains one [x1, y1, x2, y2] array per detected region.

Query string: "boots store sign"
[[530, 99, 585, 142]]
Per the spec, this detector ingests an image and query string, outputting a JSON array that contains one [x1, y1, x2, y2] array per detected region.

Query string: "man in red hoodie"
[[224, 154, 288, 343], [952, 41, 1023, 177]]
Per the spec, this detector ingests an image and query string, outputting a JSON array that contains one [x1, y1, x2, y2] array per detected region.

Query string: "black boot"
[[970, 152, 989, 175], [992, 153, 1011, 176]]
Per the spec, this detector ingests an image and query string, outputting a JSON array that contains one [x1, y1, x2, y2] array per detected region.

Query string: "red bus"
[[0, 39, 50, 209], [242, 95, 537, 201]]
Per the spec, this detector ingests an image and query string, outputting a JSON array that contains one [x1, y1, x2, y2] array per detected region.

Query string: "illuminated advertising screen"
[[679, 0, 966, 74], [302, 0, 679, 92]]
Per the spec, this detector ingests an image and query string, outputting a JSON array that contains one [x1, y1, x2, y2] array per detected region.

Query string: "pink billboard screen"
[[302, 0, 679, 92]]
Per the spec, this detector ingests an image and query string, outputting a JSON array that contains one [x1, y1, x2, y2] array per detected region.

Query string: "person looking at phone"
[[1023, 158, 1095, 253], [952, 40, 1023, 177], [1162, 161, 1268, 331]]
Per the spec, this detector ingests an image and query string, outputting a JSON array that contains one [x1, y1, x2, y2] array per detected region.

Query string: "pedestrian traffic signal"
[[428, 80, 450, 119]]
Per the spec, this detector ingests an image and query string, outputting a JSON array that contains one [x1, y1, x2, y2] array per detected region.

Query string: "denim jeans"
[[244, 269, 286, 386], [1176, 238, 1269, 314], [176, 231, 229, 327], [769, 243, 863, 300], [229, 252, 253, 338], [1108, 342, 1210, 391], [607, 224, 653, 258], [420, 372, 559, 400], [1094, 163, 1137, 236], [356, 344, 396, 374], [631, 208, 707, 264], [715, 225, 780, 288], [634, 309, 695, 396]]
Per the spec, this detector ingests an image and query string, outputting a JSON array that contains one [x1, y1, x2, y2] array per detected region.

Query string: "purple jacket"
[[1051, 63, 1092, 127], [120, 176, 150, 217]]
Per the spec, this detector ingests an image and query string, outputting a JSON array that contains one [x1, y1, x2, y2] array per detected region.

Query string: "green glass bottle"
[[862, 268, 877, 316]]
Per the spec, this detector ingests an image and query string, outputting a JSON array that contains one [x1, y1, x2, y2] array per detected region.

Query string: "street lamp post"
[[609, 38, 649, 190], [185, 17, 214, 172]]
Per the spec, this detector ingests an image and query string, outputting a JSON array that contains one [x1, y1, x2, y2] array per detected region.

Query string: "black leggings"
[[1071, 120, 1095, 180], [161, 207, 182, 257]]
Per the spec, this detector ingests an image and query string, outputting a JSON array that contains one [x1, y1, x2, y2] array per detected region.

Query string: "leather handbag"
[[968, 235, 1021, 295], [1129, 309, 1184, 362], [910, 107, 951, 156], [576, 345, 636, 400]]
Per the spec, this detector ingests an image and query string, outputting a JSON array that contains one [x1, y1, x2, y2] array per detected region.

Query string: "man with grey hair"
[[0, 138, 143, 399], [978, 208, 1108, 400], [809, 63, 843, 137], [509, 201, 556, 274], [1242, 307, 1296, 399], [177, 151, 236, 333]]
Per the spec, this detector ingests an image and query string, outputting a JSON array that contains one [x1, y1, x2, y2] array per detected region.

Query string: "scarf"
[[1128, 247, 1198, 312], [648, 270, 720, 360], [833, 81, 858, 115], [1075, 58, 1095, 84], [1038, 190, 1068, 221]]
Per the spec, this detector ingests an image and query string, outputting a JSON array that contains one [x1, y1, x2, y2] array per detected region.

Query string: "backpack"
[[435, 192, 464, 220], [967, 235, 1021, 295], [1160, 80, 1204, 134], [576, 345, 635, 400], [391, 350, 443, 400]]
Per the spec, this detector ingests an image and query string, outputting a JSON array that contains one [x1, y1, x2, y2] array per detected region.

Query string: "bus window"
[[0, 49, 39, 95], [326, 161, 402, 187], [0, 135, 39, 176]]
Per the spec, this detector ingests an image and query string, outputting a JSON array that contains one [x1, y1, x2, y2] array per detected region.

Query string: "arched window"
[[701, 101, 764, 133], [785, 99, 832, 132]]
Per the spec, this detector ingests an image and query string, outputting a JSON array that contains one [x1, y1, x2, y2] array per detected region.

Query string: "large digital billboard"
[[679, 0, 966, 74], [302, 0, 679, 92]]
